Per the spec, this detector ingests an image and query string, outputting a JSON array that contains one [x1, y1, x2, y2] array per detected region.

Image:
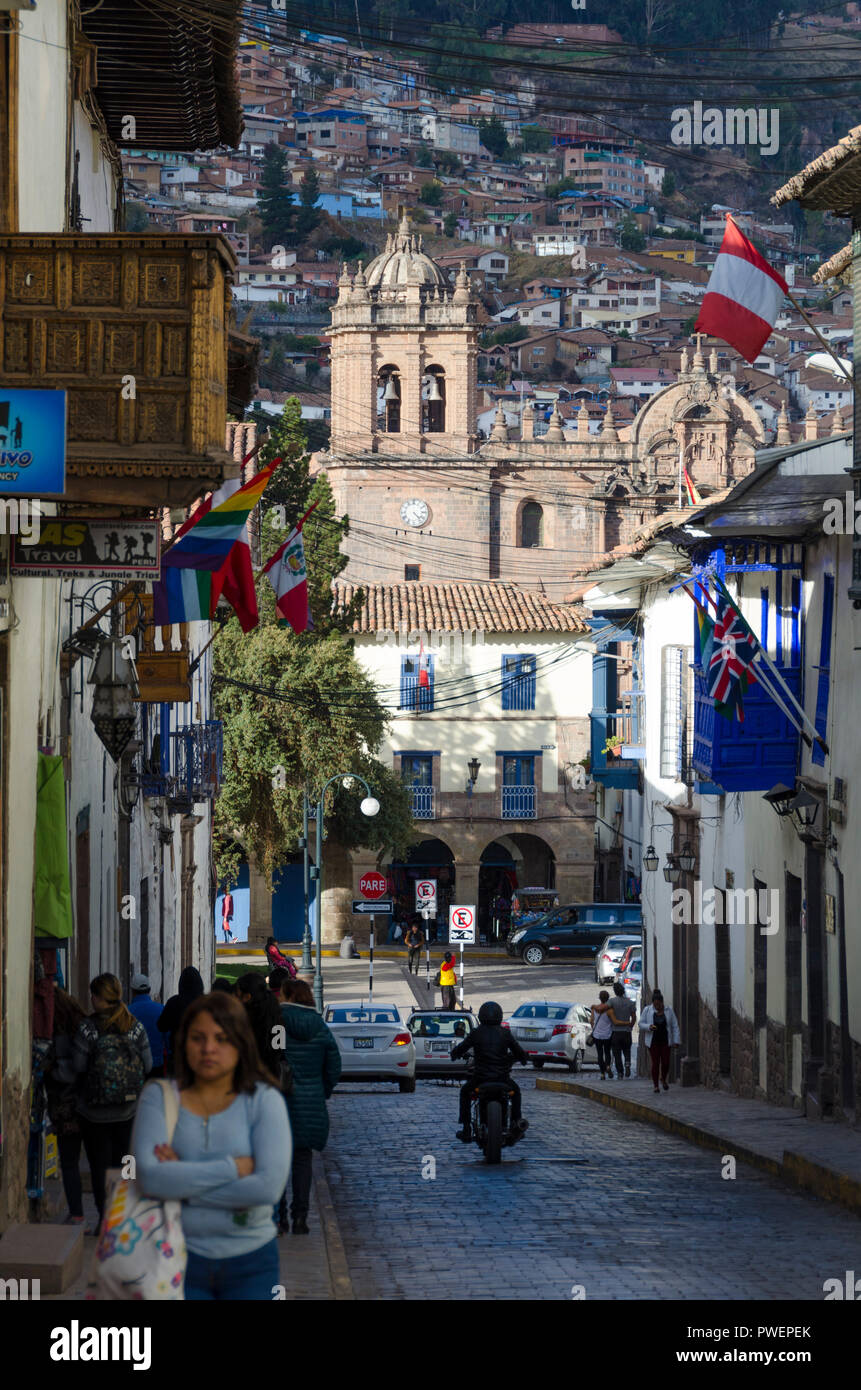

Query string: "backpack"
[[88, 1081, 186, 1301], [85, 1022, 146, 1107]]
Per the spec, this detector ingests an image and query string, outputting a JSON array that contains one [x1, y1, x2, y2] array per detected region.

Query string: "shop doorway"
[[389, 838, 455, 942], [478, 834, 555, 940]]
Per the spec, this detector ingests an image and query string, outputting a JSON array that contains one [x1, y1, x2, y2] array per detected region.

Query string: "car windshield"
[[408, 1015, 472, 1037], [626, 961, 642, 976], [512, 1004, 569, 1020], [328, 1008, 399, 1024], [605, 936, 640, 950]]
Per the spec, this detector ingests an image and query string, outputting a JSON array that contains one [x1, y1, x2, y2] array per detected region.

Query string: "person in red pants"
[[640, 990, 680, 1092]]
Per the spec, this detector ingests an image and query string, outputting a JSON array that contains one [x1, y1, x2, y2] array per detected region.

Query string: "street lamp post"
[[310, 772, 380, 1012], [299, 787, 312, 973]]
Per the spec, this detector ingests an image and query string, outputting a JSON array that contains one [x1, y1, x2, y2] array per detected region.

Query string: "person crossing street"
[[439, 951, 457, 1009], [404, 918, 425, 975]]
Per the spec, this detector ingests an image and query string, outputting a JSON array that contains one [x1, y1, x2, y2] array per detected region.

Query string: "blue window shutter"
[[790, 577, 801, 667], [522, 655, 536, 710], [422, 655, 434, 713], [812, 574, 834, 767], [501, 656, 514, 711], [760, 588, 769, 649], [400, 656, 416, 710]]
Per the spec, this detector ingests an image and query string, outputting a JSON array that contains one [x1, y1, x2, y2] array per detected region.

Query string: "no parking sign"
[[415, 878, 437, 915], [448, 904, 476, 944]]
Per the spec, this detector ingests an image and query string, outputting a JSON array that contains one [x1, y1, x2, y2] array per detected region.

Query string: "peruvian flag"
[[695, 215, 788, 364], [262, 502, 318, 633], [418, 640, 430, 689]]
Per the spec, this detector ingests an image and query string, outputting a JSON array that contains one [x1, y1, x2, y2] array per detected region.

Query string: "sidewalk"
[[537, 1073, 861, 1216], [40, 1153, 352, 1301]]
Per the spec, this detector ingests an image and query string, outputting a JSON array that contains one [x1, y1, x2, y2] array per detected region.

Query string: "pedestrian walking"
[[158, 967, 204, 1076], [607, 980, 636, 1079], [44, 987, 87, 1224], [66, 973, 152, 1231], [404, 917, 425, 975], [220, 891, 235, 945], [235, 973, 284, 1080], [131, 992, 291, 1301], [129, 973, 165, 1080], [590, 989, 614, 1080], [639, 990, 681, 1092], [271, 977, 341, 1235], [439, 951, 457, 1010]]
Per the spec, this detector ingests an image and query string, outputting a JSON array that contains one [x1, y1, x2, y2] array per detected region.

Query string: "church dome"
[[363, 211, 449, 293]]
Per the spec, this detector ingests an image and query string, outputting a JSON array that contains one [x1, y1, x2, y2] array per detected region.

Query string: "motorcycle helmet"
[[478, 1000, 503, 1025]]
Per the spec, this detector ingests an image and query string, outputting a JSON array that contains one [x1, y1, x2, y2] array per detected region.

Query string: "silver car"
[[406, 1010, 479, 1077], [323, 1002, 417, 1093], [595, 933, 642, 985], [503, 1001, 592, 1072]]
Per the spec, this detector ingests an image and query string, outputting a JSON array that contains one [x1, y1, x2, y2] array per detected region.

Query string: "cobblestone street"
[[324, 1071, 861, 1301]]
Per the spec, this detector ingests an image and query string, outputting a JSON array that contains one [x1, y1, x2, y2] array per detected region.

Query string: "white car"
[[503, 1001, 593, 1072], [595, 933, 642, 985], [323, 1002, 417, 1092]]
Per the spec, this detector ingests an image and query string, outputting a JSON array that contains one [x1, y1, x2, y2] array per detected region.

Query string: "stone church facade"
[[315, 213, 764, 598]]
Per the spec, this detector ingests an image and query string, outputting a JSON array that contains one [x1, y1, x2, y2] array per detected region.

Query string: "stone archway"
[[478, 832, 556, 938]]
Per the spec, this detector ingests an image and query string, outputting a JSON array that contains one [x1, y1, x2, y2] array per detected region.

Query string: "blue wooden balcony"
[[692, 666, 801, 792], [590, 701, 643, 790]]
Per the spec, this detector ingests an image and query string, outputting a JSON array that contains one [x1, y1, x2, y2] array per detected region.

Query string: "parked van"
[[506, 902, 642, 966]]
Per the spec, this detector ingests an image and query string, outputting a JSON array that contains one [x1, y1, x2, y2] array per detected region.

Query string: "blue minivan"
[[506, 902, 642, 966]]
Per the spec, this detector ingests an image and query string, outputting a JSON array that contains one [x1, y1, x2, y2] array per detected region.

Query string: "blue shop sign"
[[0, 388, 66, 495]]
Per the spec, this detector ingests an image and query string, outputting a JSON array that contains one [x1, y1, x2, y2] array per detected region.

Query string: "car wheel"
[[398, 1077, 416, 1093], [523, 943, 546, 965], [532, 1060, 545, 1069], [569, 1050, 583, 1074]]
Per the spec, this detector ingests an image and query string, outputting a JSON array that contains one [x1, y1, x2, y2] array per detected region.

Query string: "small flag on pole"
[[683, 468, 702, 506], [262, 502, 318, 634], [695, 215, 788, 364], [418, 640, 430, 689]]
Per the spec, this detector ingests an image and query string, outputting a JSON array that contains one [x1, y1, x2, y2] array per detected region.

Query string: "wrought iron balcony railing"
[[501, 785, 536, 820]]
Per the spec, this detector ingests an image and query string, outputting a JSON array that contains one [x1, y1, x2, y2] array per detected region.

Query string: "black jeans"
[[291, 1147, 313, 1220], [458, 1078, 522, 1127], [595, 1037, 613, 1074], [79, 1116, 133, 1222], [611, 1031, 632, 1076], [57, 1130, 84, 1219], [441, 985, 456, 1009], [408, 946, 422, 973]]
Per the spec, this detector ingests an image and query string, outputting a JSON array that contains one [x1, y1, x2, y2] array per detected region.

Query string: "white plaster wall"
[[17, 0, 69, 232], [353, 630, 592, 797], [73, 104, 118, 231]]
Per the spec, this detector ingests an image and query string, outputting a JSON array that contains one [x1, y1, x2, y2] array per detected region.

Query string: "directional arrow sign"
[[448, 904, 475, 944], [352, 900, 393, 915]]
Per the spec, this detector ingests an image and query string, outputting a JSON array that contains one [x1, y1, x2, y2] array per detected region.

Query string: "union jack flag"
[[708, 589, 758, 719]]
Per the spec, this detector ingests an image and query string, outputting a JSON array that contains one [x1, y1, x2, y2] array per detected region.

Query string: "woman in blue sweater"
[[132, 991, 291, 1301]]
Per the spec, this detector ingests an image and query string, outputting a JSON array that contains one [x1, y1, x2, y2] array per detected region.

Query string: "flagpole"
[[784, 289, 854, 387]]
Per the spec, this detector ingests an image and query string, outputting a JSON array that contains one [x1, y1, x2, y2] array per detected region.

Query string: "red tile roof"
[[333, 581, 587, 633]]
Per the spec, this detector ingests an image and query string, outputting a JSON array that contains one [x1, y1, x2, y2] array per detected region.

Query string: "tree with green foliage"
[[661, 171, 676, 197], [682, 315, 698, 336], [490, 323, 529, 345], [416, 143, 434, 167], [419, 180, 443, 206], [435, 149, 462, 175], [323, 233, 365, 260], [213, 398, 414, 887], [296, 166, 322, 239], [411, 206, 430, 224], [546, 176, 579, 199], [443, 211, 458, 237], [476, 116, 509, 160], [258, 143, 296, 251], [619, 216, 645, 252], [520, 126, 551, 153], [124, 203, 150, 232]]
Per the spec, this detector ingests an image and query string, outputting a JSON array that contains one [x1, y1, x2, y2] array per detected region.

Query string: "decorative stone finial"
[[831, 403, 845, 436], [489, 402, 510, 442], [545, 403, 565, 442], [709, 347, 718, 374], [453, 262, 472, 305], [693, 332, 705, 371], [776, 401, 791, 445], [602, 399, 618, 441], [804, 402, 818, 441], [577, 401, 590, 438], [352, 260, 369, 302], [680, 345, 690, 373]]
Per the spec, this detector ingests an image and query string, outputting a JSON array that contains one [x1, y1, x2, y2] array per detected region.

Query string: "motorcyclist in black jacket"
[[450, 1000, 529, 1142]]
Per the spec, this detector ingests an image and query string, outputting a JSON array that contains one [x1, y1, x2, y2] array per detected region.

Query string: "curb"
[[313, 1153, 354, 1301], [537, 1078, 861, 1216]]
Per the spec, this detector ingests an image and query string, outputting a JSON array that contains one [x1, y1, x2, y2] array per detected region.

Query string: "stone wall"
[[765, 1018, 788, 1104], [0, 1076, 30, 1234], [730, 1008, 756, 1097], [698, 997, 721, 1089]]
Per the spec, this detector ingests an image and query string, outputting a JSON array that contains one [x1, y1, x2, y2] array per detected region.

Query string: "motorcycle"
[[467, 1080, 524, 1164]]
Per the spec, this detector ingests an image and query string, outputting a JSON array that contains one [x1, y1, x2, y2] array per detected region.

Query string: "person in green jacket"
[[273, 976, 341, 1235]]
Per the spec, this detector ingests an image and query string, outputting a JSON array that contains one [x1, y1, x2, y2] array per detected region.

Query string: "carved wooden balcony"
[[0, 234, 240, 508]]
